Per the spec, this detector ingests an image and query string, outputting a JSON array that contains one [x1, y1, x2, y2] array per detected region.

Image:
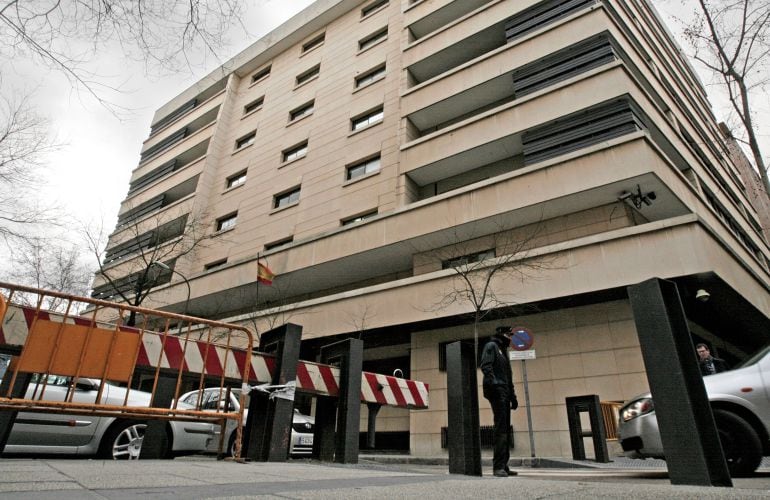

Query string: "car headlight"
[[620, 397, 654, 422]]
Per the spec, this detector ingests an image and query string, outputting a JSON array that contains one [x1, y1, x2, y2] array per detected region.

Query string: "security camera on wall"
[[695, 289, 711, 302]]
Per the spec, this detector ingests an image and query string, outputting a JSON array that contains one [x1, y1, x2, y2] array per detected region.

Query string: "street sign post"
[[508, 350, 536, 360], [509, 327, 536, 458], [510, 327, 534, 351]]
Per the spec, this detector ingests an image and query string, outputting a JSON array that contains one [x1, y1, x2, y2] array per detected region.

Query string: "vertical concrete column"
[[242, 323, 302, 461], [0, 362, 31, 453], [446, 341, 481, 476], [318, 338, 363, 464], [628, 278, 732, 487], [139, 373, 175, 459]]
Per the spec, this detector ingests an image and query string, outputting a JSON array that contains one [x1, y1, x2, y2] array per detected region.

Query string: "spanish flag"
[[257, 262, 275, 285]]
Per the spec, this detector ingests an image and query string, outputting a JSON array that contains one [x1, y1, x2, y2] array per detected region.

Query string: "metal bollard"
[[565, 394, 609, 463]]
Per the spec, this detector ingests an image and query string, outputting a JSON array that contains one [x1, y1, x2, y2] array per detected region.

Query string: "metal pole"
[[521, 360, 535, 458]]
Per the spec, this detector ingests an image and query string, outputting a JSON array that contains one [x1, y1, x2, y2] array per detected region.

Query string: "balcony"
[[404, 0, 597, 86], [406, 32, 618, 139], [148, 78, 226, 137], [407, 0, 493, 41], [116, 176, 199, 228], [139, 107, 219, 165], [128, 140, 209, 195], [103, 214, 189, 266], [401, 66, 634, 188]]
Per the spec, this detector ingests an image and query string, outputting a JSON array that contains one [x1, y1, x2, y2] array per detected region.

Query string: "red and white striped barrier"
[[0, 303, 429, 410]]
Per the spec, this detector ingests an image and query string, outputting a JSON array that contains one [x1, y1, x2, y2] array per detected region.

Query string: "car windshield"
[[733, 344, 770, 369]]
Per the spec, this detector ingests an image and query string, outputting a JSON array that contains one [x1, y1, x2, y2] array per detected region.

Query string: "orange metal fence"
[[0, 282, 254, 457], [600, 400, 623, 440]]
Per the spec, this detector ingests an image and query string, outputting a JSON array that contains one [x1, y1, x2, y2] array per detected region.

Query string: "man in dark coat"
[[480, 326, 519, 477], [696, 343, 728, 376]]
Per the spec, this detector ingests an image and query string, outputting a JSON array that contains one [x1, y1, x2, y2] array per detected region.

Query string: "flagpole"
[[255, 252, 260, 343]]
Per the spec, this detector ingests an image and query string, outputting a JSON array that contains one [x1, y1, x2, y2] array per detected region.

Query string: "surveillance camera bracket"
[[618, 184, 656, 209]]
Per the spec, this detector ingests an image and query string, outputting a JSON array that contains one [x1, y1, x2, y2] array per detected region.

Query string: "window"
[[244, 96, 264, 115], [282, 141, 308, 163], [204, 259, 228, 270], [216, 213, 238, 232], [265, 237, 293, 251], [346, 155, 380, 180], [302, 33, 325, 53], [289, 100, 315, 122], [442, 249, 495, 269], [342, 210, 377, 226], [251, 65, 271, 84], [362, 0, 388, 17], [355, 64, 386, 88], [296, 65, 320, 86], [273, 187, 301, 209], [351, 106, 384, 131], [226, 170, 247, 189], [358, 28, 388, 51], [235, 131, 256, 150]]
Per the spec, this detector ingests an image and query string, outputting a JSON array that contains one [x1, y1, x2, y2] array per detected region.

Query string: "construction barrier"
[[0, 282, 430, 461], [0, 294, 430, 410], [0, 282, 253, 458]]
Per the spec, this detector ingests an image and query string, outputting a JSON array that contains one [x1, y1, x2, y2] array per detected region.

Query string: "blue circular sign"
[[510, 326, 534, 351]]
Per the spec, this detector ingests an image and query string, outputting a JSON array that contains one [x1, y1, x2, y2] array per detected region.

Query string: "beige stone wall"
[[413, 202, 636, 275], [409, 300, 648, 457]]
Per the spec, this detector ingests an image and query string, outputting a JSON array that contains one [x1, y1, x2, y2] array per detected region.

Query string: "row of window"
[[249, 41, 385, 94], [211, 206, 379, 261], [223, 153, 382, 198], [137, 1, 387, 188], [214, 155, 382, 234], [241, 60, 386, 123], [233, 105, 384, 156], [209, 205, 379, 271], [247, 1, 389, 87]]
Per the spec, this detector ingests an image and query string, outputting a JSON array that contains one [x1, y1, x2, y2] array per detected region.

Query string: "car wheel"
[[713, 409, 762, 476], [98, 422, 147, 460]]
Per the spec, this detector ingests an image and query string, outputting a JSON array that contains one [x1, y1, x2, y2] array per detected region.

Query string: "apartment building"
[[93, 0, 770, 458]]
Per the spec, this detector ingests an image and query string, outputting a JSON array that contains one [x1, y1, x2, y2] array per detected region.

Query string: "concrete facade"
[[96, 0, 770, 458]]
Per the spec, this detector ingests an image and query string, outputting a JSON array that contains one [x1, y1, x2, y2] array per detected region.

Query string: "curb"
[[359, 455, 620, 469]]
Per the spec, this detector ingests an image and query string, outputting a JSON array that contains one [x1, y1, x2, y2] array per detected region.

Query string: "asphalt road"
[[1, 456, 769, 499]]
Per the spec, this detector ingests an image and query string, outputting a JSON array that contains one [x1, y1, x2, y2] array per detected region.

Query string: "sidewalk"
[[360, 452, 670, 469], [1, 455, 768, 499]]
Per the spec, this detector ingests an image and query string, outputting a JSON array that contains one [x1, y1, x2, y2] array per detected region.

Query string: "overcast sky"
[[14, 0, 314, 240], [11, 0, 770, 248]]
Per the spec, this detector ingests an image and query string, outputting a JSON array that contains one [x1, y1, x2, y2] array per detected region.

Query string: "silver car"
[[3, 375, 214, 459], [618, 345, 770, 475], [178, 387, 314, 457]]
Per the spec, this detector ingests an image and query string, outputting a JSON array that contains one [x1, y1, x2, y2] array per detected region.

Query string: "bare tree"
[[424, 220, 555, 365], [2, 235, 93, 311], [85, 211, 210, 325], [0, 90, 59, 246], [0, 1, 245, 105], [345, 302, 377, 340], [679, 0, 770, 191], [0, 1, 247, 252]]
